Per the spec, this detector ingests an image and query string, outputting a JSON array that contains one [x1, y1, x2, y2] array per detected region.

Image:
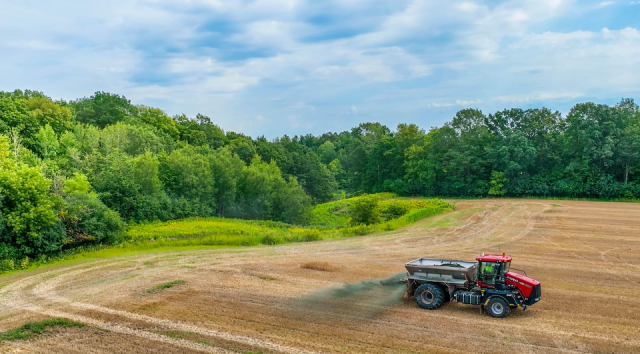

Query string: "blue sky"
[[1, 0, 639, 138]]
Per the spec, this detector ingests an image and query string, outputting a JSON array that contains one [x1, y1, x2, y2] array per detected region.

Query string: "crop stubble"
[[0, 200, 639, 353]]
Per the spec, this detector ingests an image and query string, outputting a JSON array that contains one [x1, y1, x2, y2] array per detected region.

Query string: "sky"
[[1, 0, 639, 138]]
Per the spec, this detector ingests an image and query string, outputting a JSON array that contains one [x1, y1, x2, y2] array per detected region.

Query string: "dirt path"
[[1, 199, 639, 353]]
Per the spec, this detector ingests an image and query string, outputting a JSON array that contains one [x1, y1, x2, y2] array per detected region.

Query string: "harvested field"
[[1, 199, 639, 353]]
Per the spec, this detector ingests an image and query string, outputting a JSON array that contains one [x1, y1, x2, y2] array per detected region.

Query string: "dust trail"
[[291, 272, 408, 319]]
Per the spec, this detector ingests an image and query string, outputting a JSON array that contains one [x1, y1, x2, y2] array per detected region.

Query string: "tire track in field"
[[1, 258, 320, 354], [25, 306, 233, 353]]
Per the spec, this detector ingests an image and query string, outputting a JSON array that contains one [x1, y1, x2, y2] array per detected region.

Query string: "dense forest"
[[1, 89, 639, 263]]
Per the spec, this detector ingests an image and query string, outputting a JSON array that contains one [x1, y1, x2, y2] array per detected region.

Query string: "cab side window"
[[479, 261, 498, 285]]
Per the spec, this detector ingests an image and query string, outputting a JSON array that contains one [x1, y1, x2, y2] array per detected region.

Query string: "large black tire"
[[487, 297, 511, 318], [415, 283, 444, 310]]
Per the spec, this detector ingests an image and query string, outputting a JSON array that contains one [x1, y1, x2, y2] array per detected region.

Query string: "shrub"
[[260, 235, 281, 245], [489, 171, 508, 196], [19, 257, 29, 269], [350, 194, 381, 225], [378, 201, 409, 220], [299, 229, 321, 242], [341, 224, 374, 236], [0, 259, 15, 272]]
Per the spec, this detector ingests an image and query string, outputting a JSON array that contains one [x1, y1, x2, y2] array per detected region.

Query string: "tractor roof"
[[476, 254, 512, 262]]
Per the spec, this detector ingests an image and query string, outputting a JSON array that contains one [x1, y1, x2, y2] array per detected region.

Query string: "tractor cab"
[[476, 253, 512, 288]]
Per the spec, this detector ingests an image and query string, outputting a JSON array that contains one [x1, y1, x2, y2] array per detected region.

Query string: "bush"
[[0, 259, 15, 272], [378, 201, 409, 220], [489, 171, 508, 196], [62, 193, 124, 245], [19, 257, 29, 269], [350, 194, 381, 225], [260, 235, 281, 245], [309, 193, 395, 227], [299, 229, 321, 242], [61, 173, 125, 246]]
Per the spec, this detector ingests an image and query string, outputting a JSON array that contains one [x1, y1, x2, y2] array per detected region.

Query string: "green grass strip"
[[147, 280, 185, 293], [0, 318, 85, 342]]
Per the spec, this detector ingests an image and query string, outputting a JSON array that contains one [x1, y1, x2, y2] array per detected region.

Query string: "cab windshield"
[[502, 261, 510, 275]]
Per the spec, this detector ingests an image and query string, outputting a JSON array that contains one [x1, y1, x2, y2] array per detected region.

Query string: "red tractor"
[[403, 252, 541, 318]]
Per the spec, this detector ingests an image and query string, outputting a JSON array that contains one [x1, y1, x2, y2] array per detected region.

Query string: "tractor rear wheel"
[[487, 297, 511, 318], [415, 283, 444, 310]]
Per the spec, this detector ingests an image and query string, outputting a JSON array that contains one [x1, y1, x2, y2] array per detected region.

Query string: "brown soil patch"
[[1, 199, 639, 353], [300, 261, 340, 272]]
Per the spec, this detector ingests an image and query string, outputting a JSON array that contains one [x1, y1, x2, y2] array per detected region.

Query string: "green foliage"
[[228, 137, 257, 164], [173, 113, 227, 148], [147, 280, 185, 293], [256, 136, 338, 203], [0, 94, 41, 150], [71, 91, 138, 128], [61, 173, 125, 246], [488, 171, 507, 196], [99, 122, 173, 156], [237, 157, 312, 224], [35, 124, 59, 159], [317, 140, 337, 164], [20, 256, 29, 269], [309, 193, 393, 227], [160, 146, 217, 216], [25, 96, 74, 134], [350, 194, 381, 225], [63, 172, 93, 195], [0, 259, 15, 272], [340, 201, 454, 236], [208, 148, 244, 217], [0, 318, 84, 342], [139, 106, 180, 140], [0, 136, 59, 240], [377, 200, 409, 220]]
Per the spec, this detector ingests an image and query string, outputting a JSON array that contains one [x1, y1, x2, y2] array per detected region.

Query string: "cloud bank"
[[1, 0, 639, 137]]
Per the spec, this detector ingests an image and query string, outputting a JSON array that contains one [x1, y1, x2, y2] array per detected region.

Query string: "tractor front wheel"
[[487, 297, 511, 318], [415, 283, 444, 310]]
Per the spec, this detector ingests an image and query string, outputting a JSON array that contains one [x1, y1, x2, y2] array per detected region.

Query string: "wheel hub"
[[420, 291, 434, 304]]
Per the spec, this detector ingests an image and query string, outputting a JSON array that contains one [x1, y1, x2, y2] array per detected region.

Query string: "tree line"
[[1, 89, 639, 263]]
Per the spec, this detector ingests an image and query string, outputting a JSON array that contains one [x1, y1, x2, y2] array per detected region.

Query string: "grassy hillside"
[[123, 194, 454, 249], [309, 193, 453, 228]]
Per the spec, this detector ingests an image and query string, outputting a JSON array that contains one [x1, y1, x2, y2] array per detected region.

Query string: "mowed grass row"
[[124, 195, 454, 249]]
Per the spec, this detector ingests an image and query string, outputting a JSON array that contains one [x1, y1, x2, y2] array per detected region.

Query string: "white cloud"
[[513, 31, 594, 48], [599, 1, 615, 6], [286, 101, 315, 111], [1, 0, 639, 137], [429, 99, 482, 108]]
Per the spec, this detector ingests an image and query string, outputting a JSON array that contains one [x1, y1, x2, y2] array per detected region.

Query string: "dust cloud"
[[289, 272, 408, 320]]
